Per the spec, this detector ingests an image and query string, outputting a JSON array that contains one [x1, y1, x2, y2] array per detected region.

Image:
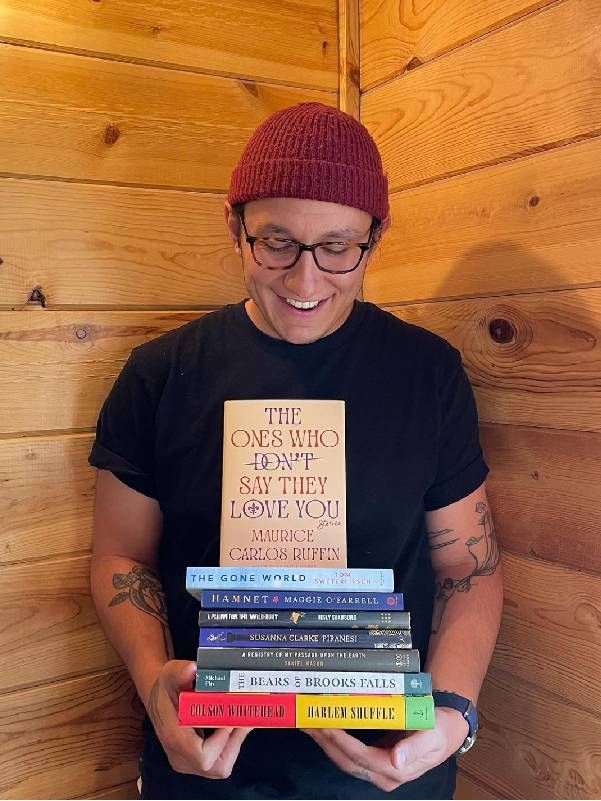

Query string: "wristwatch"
[[432, 690, 478, 756]]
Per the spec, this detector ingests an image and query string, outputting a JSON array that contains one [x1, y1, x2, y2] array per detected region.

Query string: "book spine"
[[199, 590, 404, 610], [179, 692, 435, 729], [195, 669, 432, 695], [186, 567, 394, 595], [198, 610, 410, 629], [295, 694, 408, 729], [405, 695, 436, 729], [178, 691, 295, 727], [197, 647, 420, 672], [198, 628, 412, 649]]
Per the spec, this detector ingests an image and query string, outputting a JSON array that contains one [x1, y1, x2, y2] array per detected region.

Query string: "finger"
[[208, 727, 254, 778], [302, 730, 402, 792], [390, 728, 447, 779], [305, 728, 401, 777]]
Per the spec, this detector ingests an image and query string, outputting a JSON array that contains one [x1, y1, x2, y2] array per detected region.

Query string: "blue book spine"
[[199, 590, 405, 610], [198, 628, 412, 649], [186, 567, 394, 594]]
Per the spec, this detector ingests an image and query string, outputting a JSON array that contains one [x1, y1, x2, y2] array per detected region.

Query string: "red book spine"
[[178, 691, 296, 727]]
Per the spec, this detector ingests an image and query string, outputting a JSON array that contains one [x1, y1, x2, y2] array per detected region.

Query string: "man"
[[89, 102, 503, 799]]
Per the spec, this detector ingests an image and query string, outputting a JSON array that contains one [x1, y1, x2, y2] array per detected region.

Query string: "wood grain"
[[0, 310, 199, 435], [0, 433, 95, 565], [361, 0, 555, 90], [0, 0, 338, 90], [387, 286, 601, 432], [494, 551, 601, 717], [364, 135, 601, 305], [461, 666, 601, 799], [338, 0, 360, 119], [0, 668, 143, 799], [0, 44, 336, 189], [362, 0, 601, 191], [482, 423, 601, 573], [0, 554, 122, 693], [85, 781, 139, 800], [455, 769, 499, 799], [0, 178, 245, 309]]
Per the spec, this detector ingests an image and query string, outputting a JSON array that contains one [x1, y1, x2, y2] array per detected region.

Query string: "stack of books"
[[178, 566, 434, 730]]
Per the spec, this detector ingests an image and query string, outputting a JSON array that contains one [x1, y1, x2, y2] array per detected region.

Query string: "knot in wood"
[[75, 327, 89, 340], [489, 317, 515, 344], [104, 124, 121, 146], [528, 195, 540, 207], [241, 80, 258, 98], [405, 56, 423, 72]]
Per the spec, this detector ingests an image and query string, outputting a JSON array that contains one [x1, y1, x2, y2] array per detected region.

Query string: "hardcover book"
[[197, 646, 420, 672], [178, 691, 435, 729], [198, 590, 405, 610], [198, 609, 411, 629], [198, 627, 412, 649], [220, 400, 347, 566], [195, 669, 432, 695], [186, 567, 394, 596]]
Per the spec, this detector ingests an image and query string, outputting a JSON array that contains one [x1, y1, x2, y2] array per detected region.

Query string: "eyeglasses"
[[237, 207, 379, 274]]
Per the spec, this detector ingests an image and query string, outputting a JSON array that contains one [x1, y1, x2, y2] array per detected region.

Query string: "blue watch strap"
[[432, 690, 478, 747]]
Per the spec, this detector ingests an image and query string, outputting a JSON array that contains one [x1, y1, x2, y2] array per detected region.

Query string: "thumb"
[[163, 659, 197, 695], [391, 731, 418, 770]]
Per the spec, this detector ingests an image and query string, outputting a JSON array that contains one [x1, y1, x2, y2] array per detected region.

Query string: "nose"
[[282, 249, 322, 298]]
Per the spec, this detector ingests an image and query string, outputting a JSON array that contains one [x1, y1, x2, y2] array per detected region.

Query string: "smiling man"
[[89, 102, 503, 800]]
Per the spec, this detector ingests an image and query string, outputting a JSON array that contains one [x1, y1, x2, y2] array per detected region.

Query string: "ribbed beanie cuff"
[[228, 103, 389, 221]]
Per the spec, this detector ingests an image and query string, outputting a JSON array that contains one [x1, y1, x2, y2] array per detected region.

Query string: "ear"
[[373, 215, 391, 246], [224, 201, 242, 254]]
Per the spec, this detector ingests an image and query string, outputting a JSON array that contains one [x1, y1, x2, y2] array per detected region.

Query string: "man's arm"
[[302, 480, 503, 791], [90, 469, 252, 778], [425, 481, 503, 705]]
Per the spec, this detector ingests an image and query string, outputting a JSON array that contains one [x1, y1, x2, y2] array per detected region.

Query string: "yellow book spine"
[[295, 694, 406, 729]]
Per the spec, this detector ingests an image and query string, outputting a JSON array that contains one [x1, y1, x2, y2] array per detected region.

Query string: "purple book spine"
[[198, 628, 412, 649]]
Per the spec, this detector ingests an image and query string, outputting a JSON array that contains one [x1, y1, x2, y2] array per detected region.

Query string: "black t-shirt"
[[89, 300, 488, 800]]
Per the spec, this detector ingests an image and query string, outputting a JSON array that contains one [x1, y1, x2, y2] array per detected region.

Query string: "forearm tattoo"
[[109, 565, 173, 657], [428, 501, 500, 633]]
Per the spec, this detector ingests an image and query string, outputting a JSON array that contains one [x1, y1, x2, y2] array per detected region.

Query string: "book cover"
[[197, 646, 420, 672], [178, 692, 435, 729], [186, 567, 394, 596], [220, 400, 347, 567], [198, 609, 411, 629], [198, 628, 412, 649], [195, 669, 432, 695], [198, 590, 405, 610]]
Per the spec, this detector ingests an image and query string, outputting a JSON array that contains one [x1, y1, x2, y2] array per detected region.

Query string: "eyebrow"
[[254, 223, 365, 240]]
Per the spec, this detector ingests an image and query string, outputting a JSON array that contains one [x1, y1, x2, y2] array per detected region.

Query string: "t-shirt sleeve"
[[88, 351, 158, 498], [423, 348, 489, 511]]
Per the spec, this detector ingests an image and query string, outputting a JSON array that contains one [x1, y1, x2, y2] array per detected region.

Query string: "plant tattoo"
[[109, 565, 172, 656], [429, 502, 500, 633]]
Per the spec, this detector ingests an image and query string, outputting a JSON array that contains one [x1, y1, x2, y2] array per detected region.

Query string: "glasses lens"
[[254, 239, 299, 268], [315, 244, 363, 273]]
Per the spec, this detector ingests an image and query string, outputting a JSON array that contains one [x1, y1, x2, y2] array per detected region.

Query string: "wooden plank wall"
[[0, 2, 338, 798], [361, 0, 601, 798]]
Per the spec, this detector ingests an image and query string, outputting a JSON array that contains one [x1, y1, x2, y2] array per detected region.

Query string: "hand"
[[301, 707, 468, 791], [145, 660, 253, 778]]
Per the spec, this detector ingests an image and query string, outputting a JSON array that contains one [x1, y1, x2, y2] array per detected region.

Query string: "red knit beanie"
[[228, 102, 389, 221]]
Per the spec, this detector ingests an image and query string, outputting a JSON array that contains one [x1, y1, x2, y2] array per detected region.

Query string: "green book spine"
[[405, 695, 435, 729]]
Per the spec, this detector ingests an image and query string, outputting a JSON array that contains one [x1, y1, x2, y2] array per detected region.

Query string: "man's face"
[[227, 197, 376, 345]]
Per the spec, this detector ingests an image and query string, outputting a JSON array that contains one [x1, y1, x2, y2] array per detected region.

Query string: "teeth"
[[286, 298, 320, 310]]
